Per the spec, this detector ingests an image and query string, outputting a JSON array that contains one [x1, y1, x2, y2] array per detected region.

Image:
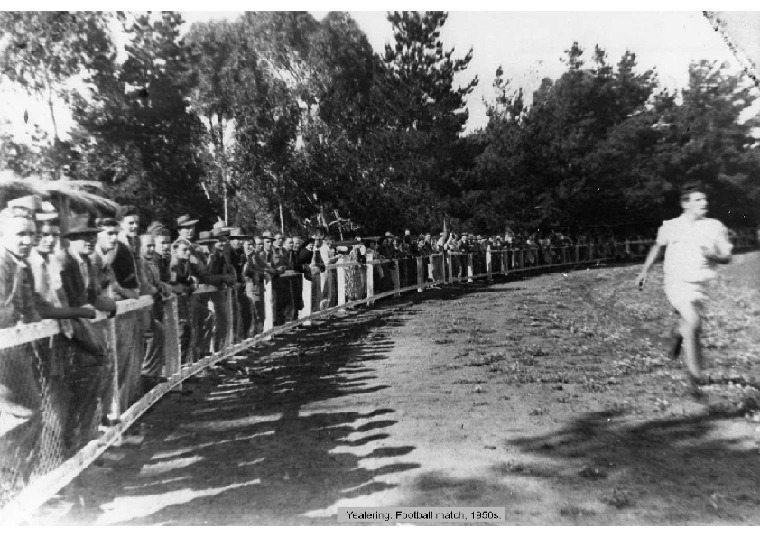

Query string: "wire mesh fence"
[[0, 233, 757, 516]]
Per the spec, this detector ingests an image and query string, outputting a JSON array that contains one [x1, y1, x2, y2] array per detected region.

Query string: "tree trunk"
[[46, 79, 62, 180], [223, 168, 229, 225]]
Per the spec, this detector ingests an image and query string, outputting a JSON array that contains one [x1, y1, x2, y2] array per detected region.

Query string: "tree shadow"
[[504, 408, 760, 523], [38, 309, 421, 525]]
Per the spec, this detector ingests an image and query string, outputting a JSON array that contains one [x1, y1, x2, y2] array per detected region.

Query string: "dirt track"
[[34, 252, 760, 525]]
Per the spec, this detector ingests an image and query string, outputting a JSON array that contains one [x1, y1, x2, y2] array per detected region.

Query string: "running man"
[[634, 184, 733, 397]]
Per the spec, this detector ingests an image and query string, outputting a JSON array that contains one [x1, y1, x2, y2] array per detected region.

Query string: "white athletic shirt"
[[656, 215, 732, 283]]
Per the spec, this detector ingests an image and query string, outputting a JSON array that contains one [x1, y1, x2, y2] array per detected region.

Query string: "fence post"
[[337, 261, 347, 307], [467, 253, 474, 283], [263, 275, 274, 336], [300, 273, 313, 325], [105, 317, 120, 424], [366, 260, 375, 307], [165, 296, 182, 392], [392, 261, 401, 297], [486, 248, 493, 281], [311, 271, 322, 314], [227, 287, 235, 345], [417, 256, 425, 292]]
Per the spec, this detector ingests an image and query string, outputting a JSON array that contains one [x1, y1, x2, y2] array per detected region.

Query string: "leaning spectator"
[[289, 234, 310, 319], [30, 206, 98, 324], [92, 218, 121, 299], [258, 231, 288, 325], [169, 238, 200, 295], [228, 227, 250, 282], [169, 237, 201, 363], [60, 216, 115, 316], [59, 215, 116, 430], [243, 234, 269, 335], [147, 221, 172, 282], [226, 227, 252, 337], [111, 207, 148, 300], [204, 226, 237, 287], [0, 207, 41, 429], [139, 233, 172, 393]]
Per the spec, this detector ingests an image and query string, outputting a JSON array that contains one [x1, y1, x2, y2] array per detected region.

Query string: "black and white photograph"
[[1, 5, 760, 527]]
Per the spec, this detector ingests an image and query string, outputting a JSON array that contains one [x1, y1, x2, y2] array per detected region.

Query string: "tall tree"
[[0, 11, 117, 176], [71, 12, 215, 225], [378, 11, 478, 230]]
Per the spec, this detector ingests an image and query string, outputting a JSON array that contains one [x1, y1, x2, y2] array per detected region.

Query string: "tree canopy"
[[1, 12, 758, 235]]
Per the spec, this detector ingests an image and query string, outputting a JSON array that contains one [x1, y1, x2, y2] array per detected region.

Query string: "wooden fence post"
[[227, 287, 235, 346], [366, 260, 375, 307], [417, 257, 425, 292], [105, 317, 120, 424], [165, 296, 182, 392], [391, 261, 400, 297], [337, 261, 347, 307], [467, 253, 474, 283], [486, 248, 493, 281], [300, 273, 313, 325], [263, 275, 274, 336]]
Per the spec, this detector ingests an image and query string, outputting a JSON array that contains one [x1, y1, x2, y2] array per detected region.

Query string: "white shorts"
[[663, 279, 708, 315]]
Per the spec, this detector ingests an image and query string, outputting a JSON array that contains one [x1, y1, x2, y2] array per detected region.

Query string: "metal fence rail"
[[0, 234, 756, 523]]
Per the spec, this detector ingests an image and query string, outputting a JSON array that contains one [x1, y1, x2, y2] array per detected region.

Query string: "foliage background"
[[2, 11, 758, 236]]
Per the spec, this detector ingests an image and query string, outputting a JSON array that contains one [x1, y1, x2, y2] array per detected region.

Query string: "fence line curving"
[[0, 234, 756, 523]]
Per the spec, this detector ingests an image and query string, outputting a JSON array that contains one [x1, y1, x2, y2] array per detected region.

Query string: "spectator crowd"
[[1, 193, 757, 468]]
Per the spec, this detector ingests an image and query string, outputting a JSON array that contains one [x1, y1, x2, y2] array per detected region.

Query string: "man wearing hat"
[[146, 221, 172, 283], [139, 233, 171, 394], [60, 215, 107, 311], [287, 234, 307, 320], [244, 231, 285, 331], [176, 214, 199, 242], [272, 233, 293, 325], [202, 224, 237, 287], [243, 232, 267, 335], [228, 227, 251, 282], [194, 231, 215, 267], [29, 204, 102, 323], [227, 227, 252, 335], [175, 214, 209, 272], [58, 214, 118, 432]]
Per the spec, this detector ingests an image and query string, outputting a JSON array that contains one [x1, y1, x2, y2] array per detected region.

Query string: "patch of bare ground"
[[35, 252, 760, 525]]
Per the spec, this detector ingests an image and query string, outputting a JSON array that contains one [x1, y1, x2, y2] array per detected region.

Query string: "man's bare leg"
[[679, 300, 704, 395], [670, 311, 683, 360]]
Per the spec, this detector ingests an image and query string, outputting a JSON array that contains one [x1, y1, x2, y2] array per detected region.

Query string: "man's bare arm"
[[634, 243, 663, 288]]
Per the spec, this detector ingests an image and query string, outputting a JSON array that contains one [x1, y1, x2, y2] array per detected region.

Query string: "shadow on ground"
[[43, 307, 424, 525], [503, 408, 760, 523]]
